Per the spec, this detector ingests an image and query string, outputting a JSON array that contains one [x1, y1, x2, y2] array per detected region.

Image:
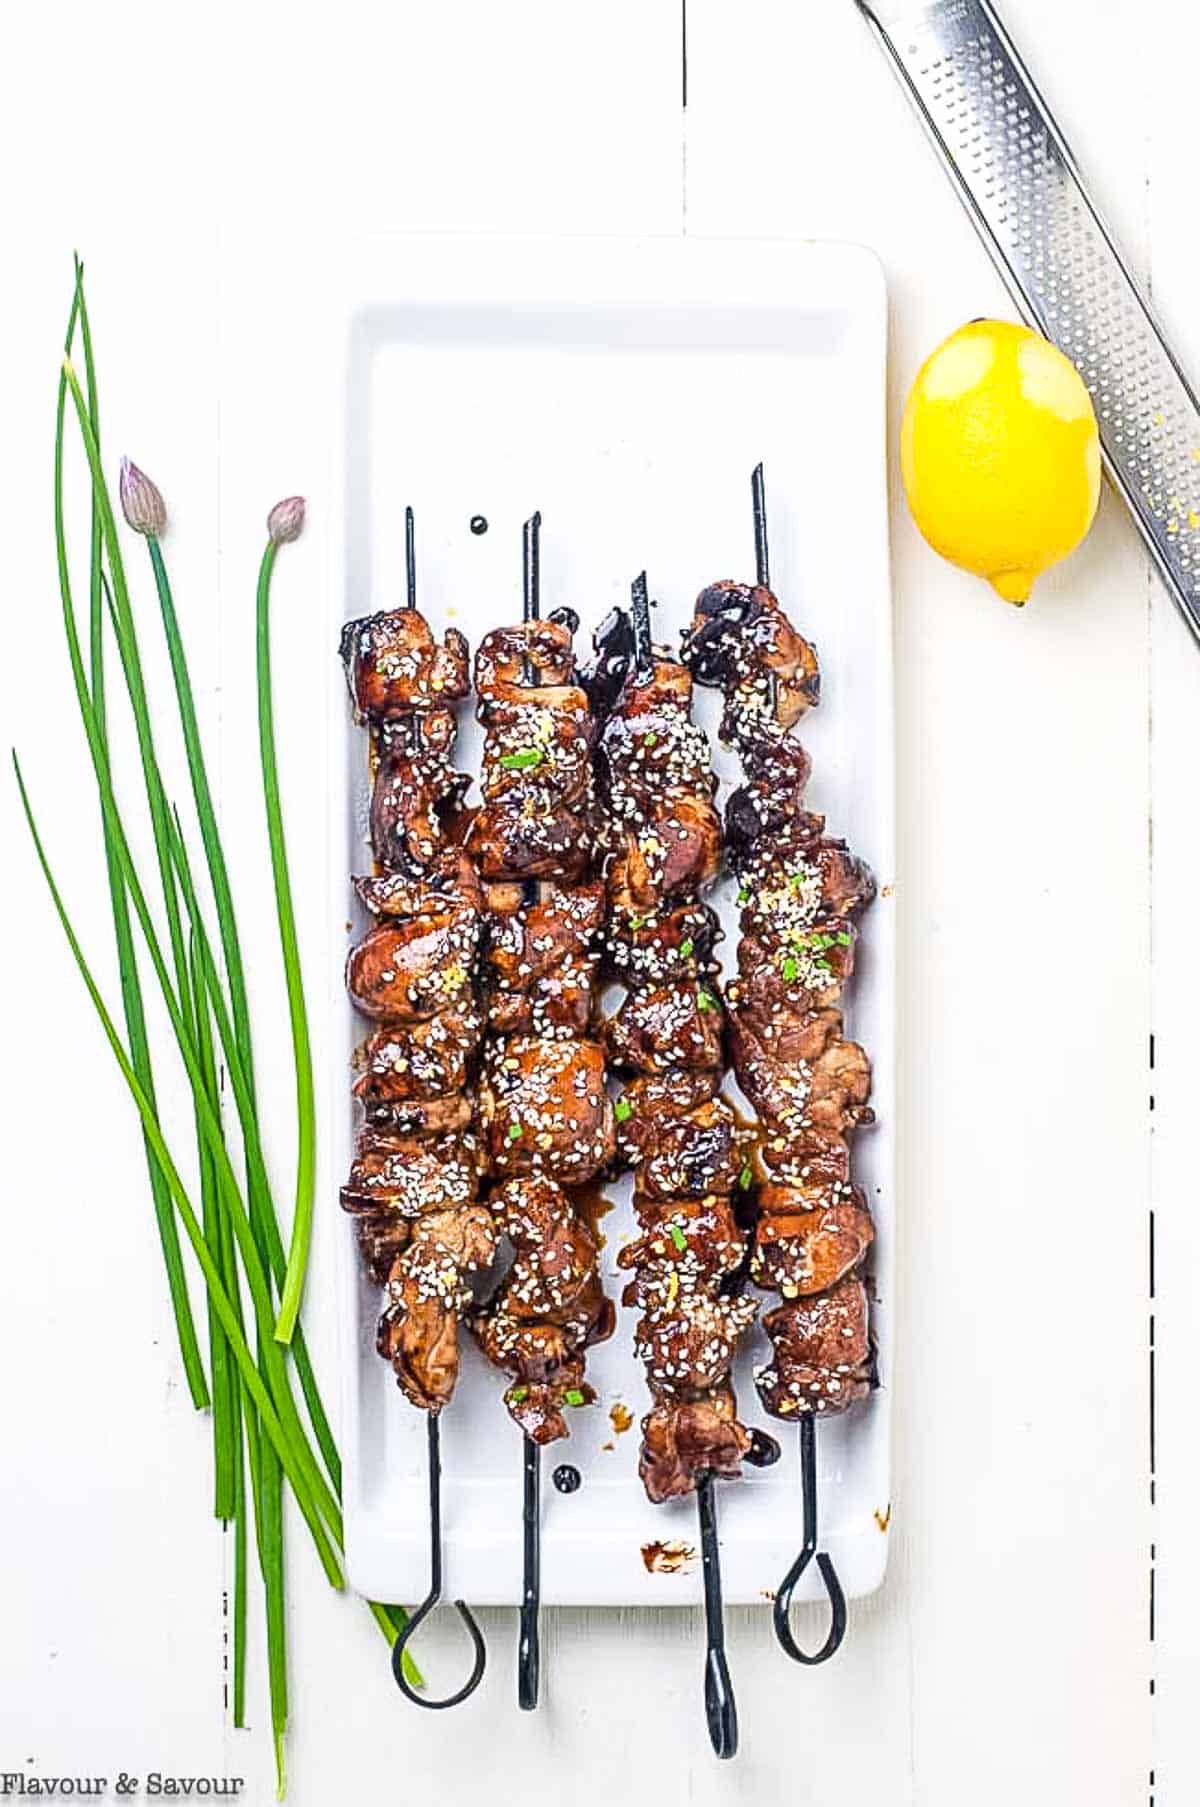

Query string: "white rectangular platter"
[[333, 237, 894, 1607]]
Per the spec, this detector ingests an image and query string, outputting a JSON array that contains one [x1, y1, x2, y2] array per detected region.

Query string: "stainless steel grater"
[[856, 0, 1200, 641]]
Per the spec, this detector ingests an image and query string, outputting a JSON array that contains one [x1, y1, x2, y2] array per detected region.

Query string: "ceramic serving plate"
[[332, 237, 894, 1607]]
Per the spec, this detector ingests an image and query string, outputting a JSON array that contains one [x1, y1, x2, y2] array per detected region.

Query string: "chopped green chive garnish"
[[738, 1163, 754, 1191], [669, 1224, 688, 1252], [836, 930, 852, 946], [696, 988, 716, 1012], [737, 887, 751, 905], [564, 1388, 585, 1407], [506, 1122, 523, 1143], [499, 747, 544, 770], [782, 955, 799, 981], [510, 1385, 530, 1403], [629, 915, 644, 931], [679, 937, 694, 959], [614, 1097, 633, 1123], [644, 731, 658, 748]]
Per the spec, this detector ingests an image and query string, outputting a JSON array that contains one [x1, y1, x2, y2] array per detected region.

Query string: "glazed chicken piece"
[[605, 979, 724, 1074], [603, 899, 720, 988], [354, 848, 481, 921], [344, 897, 480, 1023], [469, 1175, 615, 1442], [340, 1126, 482, 1220], [604, 797, 722, 911], [361, 1091, 473, 1139], [474, 620, 580, 703], [369, 711, 471, 871], [685, 581, 820, 745], [631, 1286, 758, 1397], [377, 1204, 498, 1412], [750, 1184, 875, 1298], [597, 668, 717, 824], [733, 838, 876, 946], [757, 1277, 872, 1418], [478, 1034, 614, 1182], [477, 697, 594, 811], [484, 881, 604, 1037], [734, 918, 858, 1012], [467, 797, 596, 884], [617, 1194, 748, 1295], [722, 737, 813, 855], [353, 1003, 483, 1107], [729, 1010, 873, 1164], [341, 608, 469, 720], [617, 1093, 745, 1205], [639, 1386, 752, 1504]]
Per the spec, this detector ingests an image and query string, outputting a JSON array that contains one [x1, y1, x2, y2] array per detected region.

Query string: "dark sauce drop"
[[549, 605, 581, 637], [469, 515, 488, 536], [582, 606, 636, 720], [744, 1429, 782, 1469], [552, 1463, 582, 1495]]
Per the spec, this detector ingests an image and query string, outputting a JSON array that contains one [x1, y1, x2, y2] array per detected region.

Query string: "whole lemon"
[[900, 319, 1101, 605]]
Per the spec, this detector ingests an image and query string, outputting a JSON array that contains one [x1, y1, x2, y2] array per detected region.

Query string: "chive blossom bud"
[[119, 457, 167, 538], [268, 495, 306, 544]]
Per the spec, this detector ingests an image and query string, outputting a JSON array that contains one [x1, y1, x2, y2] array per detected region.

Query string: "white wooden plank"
[[0, 0, 1176, 1801], [687, 3, 1153, 1802], [1142, 2, 1200, 1800]]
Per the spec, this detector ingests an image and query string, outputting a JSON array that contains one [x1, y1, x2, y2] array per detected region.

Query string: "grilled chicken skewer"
[[466, 513, 615, 1708], [340, 507, 488, 1705], [683, 464, 877, 1665], [592, 575, 759, 1760]]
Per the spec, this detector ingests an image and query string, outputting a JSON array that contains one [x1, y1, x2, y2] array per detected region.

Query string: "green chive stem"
[[13, 755, 343, 1588], [255, 537, 316, 1346], [55, 312, 208, 1409]]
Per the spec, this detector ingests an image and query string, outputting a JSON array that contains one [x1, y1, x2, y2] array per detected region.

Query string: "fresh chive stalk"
[[54, 286, 209, 1409], [139, 495, 339, 1488], [30, 272, 422, 1791], [190, 931, 236, 1519], [255, 502, 316, 1347]]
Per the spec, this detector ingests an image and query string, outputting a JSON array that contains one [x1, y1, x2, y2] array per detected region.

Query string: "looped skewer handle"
[[772, 1415, 848, 1666], [518, 1435, 541, 1710], [391, 1415, 488, 1709], [696, 1474, 738, 1760]]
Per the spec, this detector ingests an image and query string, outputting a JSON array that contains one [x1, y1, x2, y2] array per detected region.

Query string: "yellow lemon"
[[900, 319, 1101, 605]]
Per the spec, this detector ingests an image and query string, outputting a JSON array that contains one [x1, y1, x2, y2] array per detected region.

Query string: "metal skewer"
[[392, 1415, 488, 1706], [773, 1416, 847, 1666], [517, 507, 543, 1713], [630, 571, 654, 680], [388, 504, 488, 1708], [630, 569, 739, 1761], [749, 466, 848, 1667]]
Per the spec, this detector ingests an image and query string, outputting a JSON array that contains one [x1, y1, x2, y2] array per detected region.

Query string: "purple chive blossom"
[[268, 496, 306, 545], [119, 457, 167, 538]]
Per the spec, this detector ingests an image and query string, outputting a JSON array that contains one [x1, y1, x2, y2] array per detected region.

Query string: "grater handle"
[[856, 0, 1200, 645]]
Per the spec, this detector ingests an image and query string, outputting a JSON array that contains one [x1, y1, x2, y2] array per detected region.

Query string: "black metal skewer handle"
[[519, 1435, 541, 1710], [391, 1415, 488, 1708], [697, 1473, 738, 1759], [772, 1415, 848, 1666]]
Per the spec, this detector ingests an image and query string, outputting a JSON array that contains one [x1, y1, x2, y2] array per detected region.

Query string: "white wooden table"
[[1, 3, 1190, 1801]]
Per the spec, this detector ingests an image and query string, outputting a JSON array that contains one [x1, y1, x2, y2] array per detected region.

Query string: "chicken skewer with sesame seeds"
[[465, 513, 615, 1710], [592, 580, 760, 1510], [589, 575, 768, 1763], [340, 507, 489, 1707], [682, 463, 878, 1668]]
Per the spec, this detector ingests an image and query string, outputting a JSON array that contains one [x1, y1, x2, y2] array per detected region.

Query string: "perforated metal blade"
[[856, 0, 1200, 642]]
